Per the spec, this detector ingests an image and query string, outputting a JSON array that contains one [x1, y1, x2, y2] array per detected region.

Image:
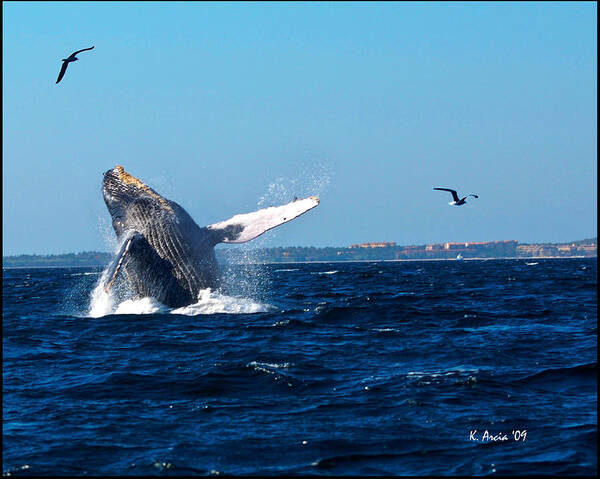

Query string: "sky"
[[2, 1, 597, 255]]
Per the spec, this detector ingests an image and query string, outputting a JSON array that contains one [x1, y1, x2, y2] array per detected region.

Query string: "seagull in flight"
[[56, 46, 94, 84], [433, 187, 479, 206]]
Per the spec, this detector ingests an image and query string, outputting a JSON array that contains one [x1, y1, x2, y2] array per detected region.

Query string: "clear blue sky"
[[2, 2, 597, 255]]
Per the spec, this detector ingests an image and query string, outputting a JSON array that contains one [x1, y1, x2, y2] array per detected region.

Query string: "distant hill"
[[568, 237, 597, 246], [3, 251, 113, 268]]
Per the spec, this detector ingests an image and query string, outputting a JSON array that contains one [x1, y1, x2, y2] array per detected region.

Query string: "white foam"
[[171, 289, 274, 315], [312, 270, 338, 275], [87, 268, 116, 318], [248, 361, 292, 370], [115, 297, 167, 315], [272, 319, 291, 327], [406, 368, 479, 379], [87, 234, 134, 318], [88, 286, 274, 317]]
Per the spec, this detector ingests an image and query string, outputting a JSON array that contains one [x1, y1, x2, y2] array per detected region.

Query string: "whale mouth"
[[102, 166, 138, 221], [103, 165, 173, 214], [102, 168, 125, 200]]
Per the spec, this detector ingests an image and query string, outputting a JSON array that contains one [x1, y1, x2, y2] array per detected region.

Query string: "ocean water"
[[2, 258, 597, 476]]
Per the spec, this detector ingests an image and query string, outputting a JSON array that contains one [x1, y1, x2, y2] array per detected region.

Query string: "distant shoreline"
[[3, 255, 595, 270], [3, 238, 596, 268], [262, 256, 595, 264]]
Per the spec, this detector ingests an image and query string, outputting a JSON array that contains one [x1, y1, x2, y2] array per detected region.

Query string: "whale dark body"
[[102, 165, 319, 307]]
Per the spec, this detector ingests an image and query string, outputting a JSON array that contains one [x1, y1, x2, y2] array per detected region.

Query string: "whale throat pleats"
[[102, 231, 193, 307]]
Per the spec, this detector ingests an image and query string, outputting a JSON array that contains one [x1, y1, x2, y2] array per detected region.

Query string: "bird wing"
[[56, 61, 68, 84], [72, 45, 95, 56], [468, 194, 479, 199], [433, 188, 459, 202]]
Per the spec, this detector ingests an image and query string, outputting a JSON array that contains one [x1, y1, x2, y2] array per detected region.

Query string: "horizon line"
[[3, 236, 597, 258]]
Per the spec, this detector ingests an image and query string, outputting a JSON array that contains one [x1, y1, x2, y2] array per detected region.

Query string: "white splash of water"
[[82, 213, 121, 318], [257, 158, 333, 209], [172, 289, 274, 315], [115, 297, 168, 315], [87, 267, 116, 318], [87, 231, 133, 318], [88, 285, 273, 317], [97, 214, 119, 252]]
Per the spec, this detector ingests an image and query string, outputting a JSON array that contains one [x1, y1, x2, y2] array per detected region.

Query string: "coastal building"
[[444, 242, 469, 250], [578, 244, 597, 255], [349, 242, 396, 249]]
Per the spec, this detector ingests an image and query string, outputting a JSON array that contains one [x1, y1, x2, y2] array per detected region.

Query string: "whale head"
[[102, 165, 173, 236]]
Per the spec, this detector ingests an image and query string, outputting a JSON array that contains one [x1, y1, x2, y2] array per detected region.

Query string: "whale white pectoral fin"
[[103, 230, 140, 292], [207, 196, 320, 244]]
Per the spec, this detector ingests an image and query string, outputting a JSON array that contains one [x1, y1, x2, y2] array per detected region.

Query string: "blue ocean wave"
[[2, 259, 597, 475]]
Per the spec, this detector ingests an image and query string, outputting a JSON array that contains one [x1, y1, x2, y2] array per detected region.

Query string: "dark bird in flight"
[[56, 46, 95, 84], [433, 187, 479, 206]]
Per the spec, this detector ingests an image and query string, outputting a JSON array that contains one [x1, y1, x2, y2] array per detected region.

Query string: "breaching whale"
[[101, 165, 319, 307]]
